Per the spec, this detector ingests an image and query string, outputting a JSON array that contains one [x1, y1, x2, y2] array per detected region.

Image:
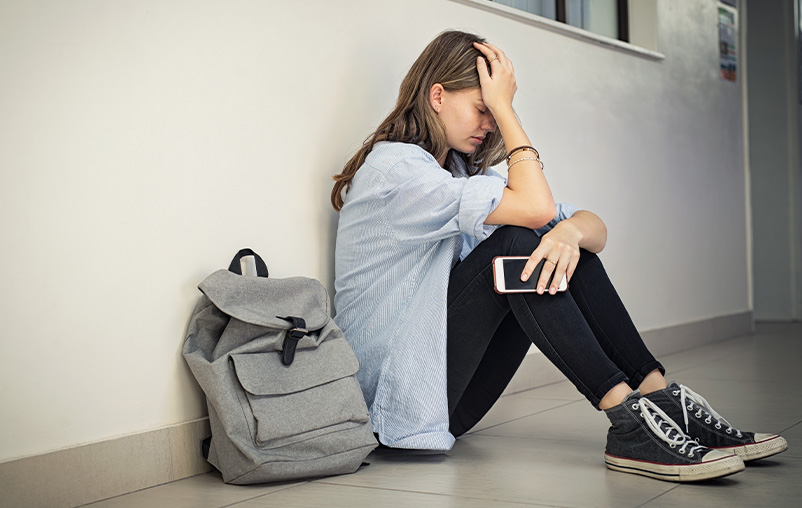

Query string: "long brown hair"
[[330, 30, 506, 211]]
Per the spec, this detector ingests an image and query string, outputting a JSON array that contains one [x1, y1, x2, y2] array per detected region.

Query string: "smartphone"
[[492, 256, 568, 294]]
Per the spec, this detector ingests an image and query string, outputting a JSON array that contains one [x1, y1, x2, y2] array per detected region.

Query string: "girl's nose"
[[483, 114, 497, 133]]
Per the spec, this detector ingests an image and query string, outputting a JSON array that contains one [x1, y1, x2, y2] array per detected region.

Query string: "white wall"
[[0, 0, 750, 463]]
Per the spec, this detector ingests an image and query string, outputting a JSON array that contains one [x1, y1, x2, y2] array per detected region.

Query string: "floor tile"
[[640, 456, 802, 508], [323, 434, 675, 507], [511, 380, 586, 402], [81, 472, 303, 508], [671, 348, 802, 385], [466, 395, 573, 434], [659, 335, 755, 374], [238, 482, 546, 507], [473, 400, 610, 444]]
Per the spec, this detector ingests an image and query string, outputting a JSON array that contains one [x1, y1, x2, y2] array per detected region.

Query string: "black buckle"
[[287, 327, 308, 339], [277, 316, 307, 366]]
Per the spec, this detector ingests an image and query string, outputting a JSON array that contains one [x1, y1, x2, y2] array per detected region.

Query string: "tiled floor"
[[85, 322, 801, 507]]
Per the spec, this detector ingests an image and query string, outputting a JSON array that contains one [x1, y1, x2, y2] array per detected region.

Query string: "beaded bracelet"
[[506, 145, 540, 163], [508, 156, 544, 170]]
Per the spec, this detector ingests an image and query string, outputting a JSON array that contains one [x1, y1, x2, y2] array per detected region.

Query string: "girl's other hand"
[[473, 41, 517, 116], [521, 221, 582, 295]]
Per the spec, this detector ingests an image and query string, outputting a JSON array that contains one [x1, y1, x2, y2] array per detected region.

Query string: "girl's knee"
[[492, 226, 542, 255]]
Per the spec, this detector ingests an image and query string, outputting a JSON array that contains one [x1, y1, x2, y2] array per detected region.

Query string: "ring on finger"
[[547, 259, 558, 265], [488, 56, 499, 63]]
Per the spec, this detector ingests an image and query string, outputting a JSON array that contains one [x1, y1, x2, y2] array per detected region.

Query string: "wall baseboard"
[[0, 311, 752, 508], [0, 418, 212, 508]]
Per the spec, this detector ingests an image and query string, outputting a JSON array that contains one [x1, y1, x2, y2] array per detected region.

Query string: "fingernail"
[[537, 286, 544, 294], [549, 287, 556, 295], [521, 273, 529, 281]]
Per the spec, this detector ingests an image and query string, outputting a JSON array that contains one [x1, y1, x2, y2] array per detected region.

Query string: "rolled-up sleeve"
[[457, 174, 506, 239]]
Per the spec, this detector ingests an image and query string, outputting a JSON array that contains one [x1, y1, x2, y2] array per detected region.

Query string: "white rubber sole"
[[604, 450, 745, 482], [715, 433, 788, 462]]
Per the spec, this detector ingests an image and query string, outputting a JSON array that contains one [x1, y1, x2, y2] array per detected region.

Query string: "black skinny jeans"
[[447, 226, 664, 437]]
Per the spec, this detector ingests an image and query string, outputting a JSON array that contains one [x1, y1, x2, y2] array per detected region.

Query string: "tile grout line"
[[308, 481, 571, 507], [634, 484, 681, 508], [465, 399, 585, 436], [780, 419, 802, 435]]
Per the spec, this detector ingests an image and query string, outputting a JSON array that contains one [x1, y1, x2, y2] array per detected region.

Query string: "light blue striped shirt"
[[333, 142, 576, 450]]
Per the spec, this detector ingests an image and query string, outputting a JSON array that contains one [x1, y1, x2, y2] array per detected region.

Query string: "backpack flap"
[[198, 269, 330, 331], [231, 337, 359, 395]]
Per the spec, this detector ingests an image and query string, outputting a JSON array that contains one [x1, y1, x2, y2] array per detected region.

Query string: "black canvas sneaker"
[[647, 382, 788, 462], [604, 391, 745, 482]]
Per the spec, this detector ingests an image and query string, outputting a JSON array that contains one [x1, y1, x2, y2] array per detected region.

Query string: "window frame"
[[450, 0, 664, 61], [553, 0, 629, 42]]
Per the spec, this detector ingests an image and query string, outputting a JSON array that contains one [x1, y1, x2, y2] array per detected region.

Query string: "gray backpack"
[[183, 249, 377, 484]]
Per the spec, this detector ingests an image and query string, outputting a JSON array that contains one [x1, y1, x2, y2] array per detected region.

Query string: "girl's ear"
[[429, 83, 444, 113]]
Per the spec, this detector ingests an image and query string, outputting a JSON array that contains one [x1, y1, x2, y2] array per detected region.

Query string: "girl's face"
[[432, 86, 497, 162]]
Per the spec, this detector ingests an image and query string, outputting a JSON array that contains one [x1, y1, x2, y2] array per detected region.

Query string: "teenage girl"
[[330, 30, 786, 482]]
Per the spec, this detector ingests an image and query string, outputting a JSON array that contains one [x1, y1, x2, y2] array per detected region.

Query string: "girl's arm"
[[473, 42, 606, 295], [474, 42, 557, 230]]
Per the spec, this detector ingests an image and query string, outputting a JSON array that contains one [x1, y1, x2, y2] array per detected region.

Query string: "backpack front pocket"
[[231, 337, 370, 449]]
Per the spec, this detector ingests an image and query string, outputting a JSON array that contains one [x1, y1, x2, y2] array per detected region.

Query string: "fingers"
[[540, 257, 561, 294], [484, 42, 509, 66], [475, 52, 491, 82], [544, 255, 578, 294], [543, 248, 579, 294], [472, 41, 496, 61], [521, 252, 545, 284], [473, 42, 512, 69], [472, 41, 516, 112], [521, 241, 581, 295]]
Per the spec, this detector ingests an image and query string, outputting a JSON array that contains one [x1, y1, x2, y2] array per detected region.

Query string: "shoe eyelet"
[[669, 443, 676, 449], [705, 417, 712, 424], [686, 404, 693, 410], [632, 403, 639, 410], [689, 453, 694, 458], [695, 410, 703, 418], [736, 432, 742, 438], [726, 429, 732, 434], [673, 391, 680, 396], [715, 423, 722, 429]]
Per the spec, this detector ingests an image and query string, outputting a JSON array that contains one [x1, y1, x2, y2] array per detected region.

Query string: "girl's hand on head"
[[473, 42, 517, 116]]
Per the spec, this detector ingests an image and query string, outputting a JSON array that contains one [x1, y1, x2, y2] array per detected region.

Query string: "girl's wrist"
[[493, 110, 525, 143], [553, 218, 583, 243], [490, 105, 517, 124]]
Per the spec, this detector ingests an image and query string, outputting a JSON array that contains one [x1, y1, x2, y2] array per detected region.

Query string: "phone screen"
[[503, 258, 550, 291]]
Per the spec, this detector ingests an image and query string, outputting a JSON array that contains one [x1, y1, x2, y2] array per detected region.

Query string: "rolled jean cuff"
[[628, 361, 666, 390], [592, 371, 630, 410]]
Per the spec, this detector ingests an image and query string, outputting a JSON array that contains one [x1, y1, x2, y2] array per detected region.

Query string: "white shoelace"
[[635, 398, 707, 458], [674, 384, 743, 438]]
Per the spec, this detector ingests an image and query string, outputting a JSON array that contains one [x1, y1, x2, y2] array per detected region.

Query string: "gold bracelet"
[[508, 156, 544, 170]]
